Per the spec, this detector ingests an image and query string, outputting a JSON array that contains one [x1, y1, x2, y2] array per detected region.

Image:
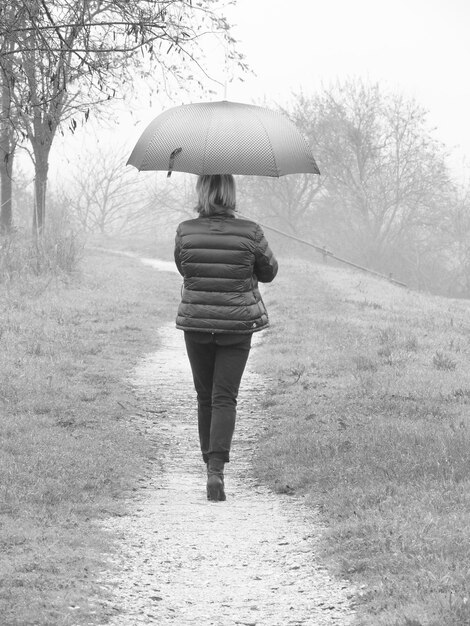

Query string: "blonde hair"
[[195, 174, 236, 216]]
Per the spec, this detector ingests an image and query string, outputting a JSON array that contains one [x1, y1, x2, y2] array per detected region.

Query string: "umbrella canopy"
[[127, 100, 320, 177]]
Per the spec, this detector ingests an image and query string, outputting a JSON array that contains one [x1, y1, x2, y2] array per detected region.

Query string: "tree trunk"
[[0, 139, 14, 234], [33, 158, 49, 234], [0, 51, 15, 234], [31, 108, 56, 234], [33, 134, 52, 235]]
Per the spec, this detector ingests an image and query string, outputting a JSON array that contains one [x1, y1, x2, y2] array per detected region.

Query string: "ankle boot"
[[206, 458, 226, 501]]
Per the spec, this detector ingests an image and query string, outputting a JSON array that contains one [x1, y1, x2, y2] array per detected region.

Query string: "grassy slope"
[[0, 248, 179, 626], [251, 258, 470, 626], [4, 245, 470, 626]]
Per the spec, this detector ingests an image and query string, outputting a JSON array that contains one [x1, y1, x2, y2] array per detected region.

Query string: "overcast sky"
[[205, 0, 470, 177]]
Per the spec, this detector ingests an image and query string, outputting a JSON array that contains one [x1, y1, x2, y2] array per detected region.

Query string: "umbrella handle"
[[167, 148, 183, 178]]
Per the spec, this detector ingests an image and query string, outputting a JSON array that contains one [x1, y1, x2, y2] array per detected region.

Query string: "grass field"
[[251, 258, 470, 626], [0, 247, 179, 626], [3, 242, 470, 626]]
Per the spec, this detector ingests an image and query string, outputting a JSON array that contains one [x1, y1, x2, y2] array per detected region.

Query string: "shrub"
[[0, 227, 83, 283], [432, 351, 457, 371]]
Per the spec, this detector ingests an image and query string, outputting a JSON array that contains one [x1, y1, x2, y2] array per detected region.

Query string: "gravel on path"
[[97, 258, 356, 625]]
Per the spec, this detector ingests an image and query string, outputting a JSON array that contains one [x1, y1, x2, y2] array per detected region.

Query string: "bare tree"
[[437, 182, 470, 296], [62, 146, 145, 233], [0, 0, 244, 233], [289, 82, 450, 270], [61, 144, 198, 236], [237, 173, 324, 236]]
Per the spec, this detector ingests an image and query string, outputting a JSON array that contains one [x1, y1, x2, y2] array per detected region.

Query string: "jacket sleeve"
[[253, 224, 278, 283], [174, 226, 184, 277]]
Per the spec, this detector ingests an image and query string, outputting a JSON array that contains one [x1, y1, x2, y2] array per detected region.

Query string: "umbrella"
[[127, 100, 320, 177]]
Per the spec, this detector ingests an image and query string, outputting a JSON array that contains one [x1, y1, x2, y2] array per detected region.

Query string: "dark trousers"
[[184, 332, 252, 463]]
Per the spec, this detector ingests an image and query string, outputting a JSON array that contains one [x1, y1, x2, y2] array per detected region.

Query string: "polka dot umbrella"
[[127, 100, 320, 177]]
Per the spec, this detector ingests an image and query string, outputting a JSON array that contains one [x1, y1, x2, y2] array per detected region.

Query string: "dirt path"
[[97, 259, 356, 626]]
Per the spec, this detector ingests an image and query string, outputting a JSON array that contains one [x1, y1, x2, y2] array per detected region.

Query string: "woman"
[[174, 174, 278, 502]]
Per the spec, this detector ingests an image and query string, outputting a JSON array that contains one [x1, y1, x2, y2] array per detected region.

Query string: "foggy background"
[[6, 0, 470, 296]]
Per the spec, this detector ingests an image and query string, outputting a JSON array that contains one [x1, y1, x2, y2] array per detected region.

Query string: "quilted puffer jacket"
[[174, 214, 278, 333]]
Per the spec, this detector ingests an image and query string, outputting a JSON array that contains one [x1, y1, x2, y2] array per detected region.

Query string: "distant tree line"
[[27, 79, 470, 298], [238, 81, 470, 297], [1, 8, 469, 300]]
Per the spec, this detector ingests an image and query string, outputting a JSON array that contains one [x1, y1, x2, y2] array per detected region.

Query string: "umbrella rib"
[[251, 110, 279, 176], [202, 107, 215, 175]]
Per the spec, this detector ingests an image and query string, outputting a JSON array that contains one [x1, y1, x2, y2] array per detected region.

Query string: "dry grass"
[[0, 246, 179, 626], [251, 258, 470, 626], [0, 228, 83, 281], [5, 240, 470, 625]]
